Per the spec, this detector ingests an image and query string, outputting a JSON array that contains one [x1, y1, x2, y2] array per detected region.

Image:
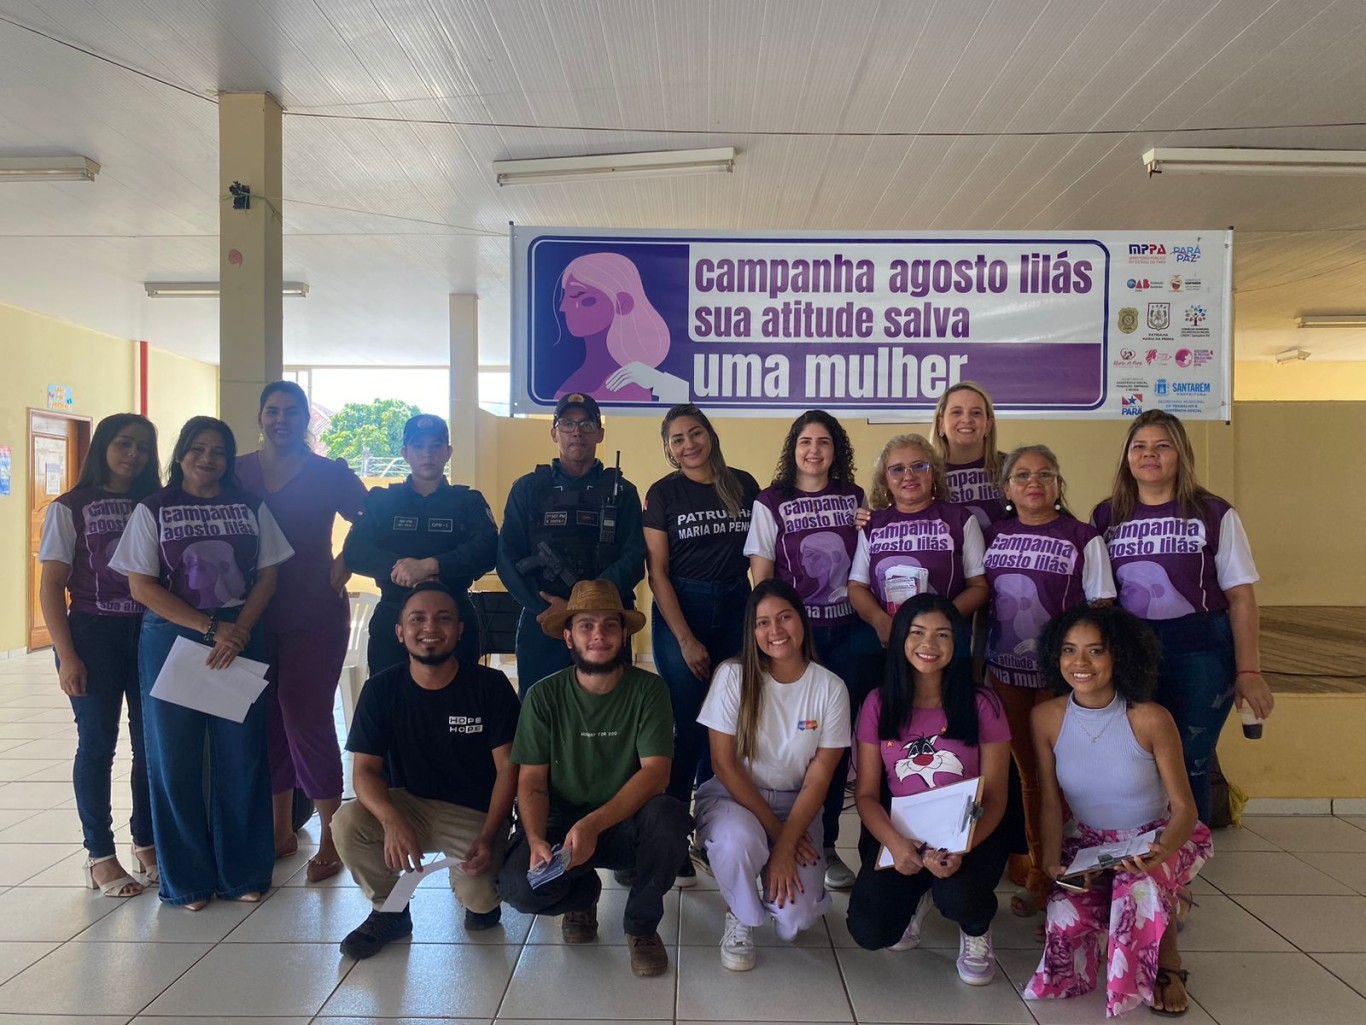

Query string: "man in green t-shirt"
[[497, 579, 691, 977]]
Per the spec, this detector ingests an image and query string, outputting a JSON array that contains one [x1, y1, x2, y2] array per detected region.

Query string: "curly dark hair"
[[770, 410, 856, 495], [1037, 603, 1161, 704]]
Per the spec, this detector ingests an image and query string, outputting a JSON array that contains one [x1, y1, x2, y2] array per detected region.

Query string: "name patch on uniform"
[[428, 517, 453, 532], [449, 715, 483, 735], [543, 511, 568, 527], [796, 719, 819, 731], [393, 516, 418, 531]]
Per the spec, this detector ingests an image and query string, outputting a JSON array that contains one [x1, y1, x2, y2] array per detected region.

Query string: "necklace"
[[1072, 696, 1120, 745]]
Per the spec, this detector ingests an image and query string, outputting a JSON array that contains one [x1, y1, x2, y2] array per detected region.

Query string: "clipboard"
[[1056, 828, 1160, 883], [877, 775, 985, 868]]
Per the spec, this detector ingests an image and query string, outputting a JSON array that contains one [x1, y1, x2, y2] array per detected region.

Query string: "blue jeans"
[[651, 576, 751, 802], [61, 612, 152, 857], [1147, 610, 1236, 824], [812, 619, 882, 847], [138, 608, 274, 905]]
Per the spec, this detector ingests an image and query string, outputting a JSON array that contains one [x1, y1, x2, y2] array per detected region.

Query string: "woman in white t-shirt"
[[694, 578, 851, 972]]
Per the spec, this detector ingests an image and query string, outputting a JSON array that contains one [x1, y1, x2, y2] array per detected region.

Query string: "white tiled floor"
[[0, 649, 1364, 1023]]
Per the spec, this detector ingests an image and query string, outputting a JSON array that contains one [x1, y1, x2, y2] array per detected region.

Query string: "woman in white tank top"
[[1023, 604, 1212, 1018]]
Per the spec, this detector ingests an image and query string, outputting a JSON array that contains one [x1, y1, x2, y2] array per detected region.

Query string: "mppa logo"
[[1121, 393, 1144, 416], [1155, 378, 1168, 397], [1174, 245, 1202, 263], [1128, 244, 1167, 256]]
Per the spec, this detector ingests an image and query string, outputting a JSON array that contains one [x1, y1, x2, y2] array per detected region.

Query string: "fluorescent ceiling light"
[[493, 146, 735, 185], [0, 155, 100, 182], [144, 281, 310, 298], [1275, 347, 1311, 364], [1297, 314, 1366, 329], [1143, 147, 1366, 176]]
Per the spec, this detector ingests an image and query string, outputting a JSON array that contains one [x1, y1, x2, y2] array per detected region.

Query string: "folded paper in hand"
[[149, 636, 270, 723]]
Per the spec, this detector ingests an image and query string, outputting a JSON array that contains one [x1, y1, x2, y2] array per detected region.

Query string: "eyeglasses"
[[1008, 470, 1059, 484], [555, 419, 600, 435], [886, 461, 931, 479]]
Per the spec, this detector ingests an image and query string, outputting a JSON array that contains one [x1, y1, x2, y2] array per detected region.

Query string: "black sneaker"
[[340, 906, 413, 959], [676, 855, 697, 888], [464, 905, 502, 931]]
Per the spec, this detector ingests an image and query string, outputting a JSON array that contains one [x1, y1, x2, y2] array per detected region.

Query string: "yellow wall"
[[0, 303, 217, 654], [1235, 360, 1366, 401]]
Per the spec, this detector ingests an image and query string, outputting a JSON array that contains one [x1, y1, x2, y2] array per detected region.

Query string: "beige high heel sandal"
[[131, 844, 159, 885], [84, 855, 143, 898]]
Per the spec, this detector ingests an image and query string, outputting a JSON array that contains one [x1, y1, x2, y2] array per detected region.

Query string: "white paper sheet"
[[149, 636, 271, 723], [380, 857, 458, 913], [877, 775, 983, 867], [1060, 829, 1160, 879]]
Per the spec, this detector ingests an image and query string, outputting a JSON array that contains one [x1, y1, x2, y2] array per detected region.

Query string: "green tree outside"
[[319, 398, 422, 464]]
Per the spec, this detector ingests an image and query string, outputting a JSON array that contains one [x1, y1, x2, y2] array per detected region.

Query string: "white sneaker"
[[720, 911, 756, 971], [823, 847, 855, 890], [956, 927, 996, 985], [890, 891, 932, 950]]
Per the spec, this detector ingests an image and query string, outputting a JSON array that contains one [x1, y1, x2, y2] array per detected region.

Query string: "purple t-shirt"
[[857, 688, 1010, 798], [945, 457, 1006, 529], [849, 501, 985, 611], [237, 452, 367, 632], [1092, 496, 1258, 621], [38, 487, 143, 616], [744, 480, 864, 626], [111, 484, 293, 610], [982, 516, 1116, 688]]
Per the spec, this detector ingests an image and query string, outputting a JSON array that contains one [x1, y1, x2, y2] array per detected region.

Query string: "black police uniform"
[[344, 476, 497, 674], [495, 458, 645, 692]]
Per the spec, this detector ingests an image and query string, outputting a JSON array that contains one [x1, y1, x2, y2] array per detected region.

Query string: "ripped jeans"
[[1147, 610, 1235, 824]]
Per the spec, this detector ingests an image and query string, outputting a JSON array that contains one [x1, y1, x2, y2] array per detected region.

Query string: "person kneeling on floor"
[[334, 582, 520, 959], [496, 579, 692, 978]]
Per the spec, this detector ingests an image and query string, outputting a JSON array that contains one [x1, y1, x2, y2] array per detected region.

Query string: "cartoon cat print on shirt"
[[894, 735, 965, 786]]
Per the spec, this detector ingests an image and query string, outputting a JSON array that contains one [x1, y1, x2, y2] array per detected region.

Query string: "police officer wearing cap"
[[344, 414, 497, 675], [496, 394, 645, 694]]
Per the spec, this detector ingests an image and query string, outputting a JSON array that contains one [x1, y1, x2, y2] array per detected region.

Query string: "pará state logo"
[[1117, 307, 1139, 334]]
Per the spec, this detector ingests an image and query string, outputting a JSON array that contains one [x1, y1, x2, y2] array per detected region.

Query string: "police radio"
[[598, 449, 621, 546]]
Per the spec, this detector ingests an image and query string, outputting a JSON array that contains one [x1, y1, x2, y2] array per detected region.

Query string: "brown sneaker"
[[561, 902, 598, 944], [627, 931, 669, 977]]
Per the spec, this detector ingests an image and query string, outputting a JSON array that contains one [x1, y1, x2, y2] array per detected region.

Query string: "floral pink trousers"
[[1024, 818, 1213, 1018]]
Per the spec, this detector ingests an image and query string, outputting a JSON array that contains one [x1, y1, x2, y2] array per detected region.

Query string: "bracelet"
[[203, 615, 218, 645], [1236, 669, 1262, 676]]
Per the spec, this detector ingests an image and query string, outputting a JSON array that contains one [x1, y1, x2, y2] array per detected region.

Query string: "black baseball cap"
[[553, 393, 602, 422], [402, 414, 449, 445]]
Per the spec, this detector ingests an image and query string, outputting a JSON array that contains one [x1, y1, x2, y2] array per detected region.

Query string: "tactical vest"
[[525, 464, 623, 596]]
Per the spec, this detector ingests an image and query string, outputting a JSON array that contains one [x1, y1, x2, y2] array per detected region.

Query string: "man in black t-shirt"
[[333, 582, 520, 960]]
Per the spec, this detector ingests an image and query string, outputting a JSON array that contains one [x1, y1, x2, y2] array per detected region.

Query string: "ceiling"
[[2, 0, 1366, 369]]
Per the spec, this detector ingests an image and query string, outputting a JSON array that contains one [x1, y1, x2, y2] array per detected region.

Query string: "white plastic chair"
[[339, 592, 379, 733]]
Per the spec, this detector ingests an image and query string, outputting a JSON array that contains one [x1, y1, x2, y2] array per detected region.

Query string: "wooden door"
[[28, 410, 91, 651]]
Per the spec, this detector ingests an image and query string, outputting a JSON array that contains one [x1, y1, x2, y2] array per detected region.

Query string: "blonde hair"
[[868, 434, 947, 510], [932, 381, 1003, 479]]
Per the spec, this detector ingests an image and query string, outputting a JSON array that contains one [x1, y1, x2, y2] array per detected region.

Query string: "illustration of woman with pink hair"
[[556, 252, 689, 403]]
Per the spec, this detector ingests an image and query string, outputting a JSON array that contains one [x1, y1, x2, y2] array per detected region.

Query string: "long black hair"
[[167, 416, 238, 490], [771, 409, 856, 495], [1038, 603, 1160, 704], [877, 594, 991, 745], [72, 413, 160, 500]]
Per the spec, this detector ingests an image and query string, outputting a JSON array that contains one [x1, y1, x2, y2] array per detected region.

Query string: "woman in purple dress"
[[237, 381, 368, 881]]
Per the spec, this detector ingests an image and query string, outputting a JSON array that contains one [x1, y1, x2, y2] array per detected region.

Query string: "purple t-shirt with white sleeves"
[[744, 480, 863, 627], [849, 500, 984, 611], [1092, 496, 1258, 621], [112, 484, 292, 610], [982, 515, 1116, 688], [38, 487, 143, 616], [945, 457, 1006, 530]]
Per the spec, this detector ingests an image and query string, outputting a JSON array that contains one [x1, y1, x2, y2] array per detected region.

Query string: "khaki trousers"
[[332, 790, 507, 913]]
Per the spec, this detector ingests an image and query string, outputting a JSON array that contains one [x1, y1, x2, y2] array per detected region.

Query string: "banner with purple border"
[[510, 227, 1231, 420]]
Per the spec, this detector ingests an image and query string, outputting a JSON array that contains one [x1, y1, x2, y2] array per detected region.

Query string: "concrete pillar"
[[449, 294, 479, 488], [218, 92, 284, 450]]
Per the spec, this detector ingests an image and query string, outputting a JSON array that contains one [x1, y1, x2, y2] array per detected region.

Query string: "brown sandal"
[[1152, 965, 1190, 1017], [306, 856, 343, 883]]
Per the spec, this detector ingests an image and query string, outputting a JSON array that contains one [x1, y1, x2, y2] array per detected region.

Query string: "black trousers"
[[497, 794, 691, 936], [845, 823, 1010, 948]]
